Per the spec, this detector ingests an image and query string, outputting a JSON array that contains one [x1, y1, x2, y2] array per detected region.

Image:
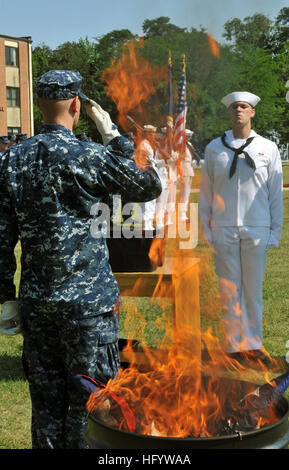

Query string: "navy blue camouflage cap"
[[0, 136, 9, 143], [35, 70, 90, 101], [16, 133, 28, 141]]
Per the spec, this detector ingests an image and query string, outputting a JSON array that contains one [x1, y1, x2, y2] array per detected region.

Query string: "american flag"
[[166, 54, 174, 156], [173, 54, 187, 156]]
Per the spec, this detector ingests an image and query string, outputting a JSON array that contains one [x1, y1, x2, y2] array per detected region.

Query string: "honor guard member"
[[0, 136, 9, 156], [161, 127, 179, 225], [179, 129, 195, 221], [199, 91, 283, 362], [154, 131, 170, 229], [0, 70, 162, 448], [136, 125, 159, 231]]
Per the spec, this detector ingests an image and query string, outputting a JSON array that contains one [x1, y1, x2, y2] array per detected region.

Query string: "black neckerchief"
[[221, 133, 256, 178]]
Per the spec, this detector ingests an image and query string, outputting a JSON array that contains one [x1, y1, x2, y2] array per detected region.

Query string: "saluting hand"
[[85, 99, 120, 146]]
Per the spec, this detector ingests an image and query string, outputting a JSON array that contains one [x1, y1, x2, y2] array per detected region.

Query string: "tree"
[[32, 39, 104, 139], [142, 17, 187, 37], [31, 14, 287, 146], [137, 23, 238, 149], [32, 44, 53, 78], [272, 7, 289, 53], [223, 13, 273, 50], [222, 9, 289, 145], [95, 29, 136, 65], [32, 44, 53, 132]]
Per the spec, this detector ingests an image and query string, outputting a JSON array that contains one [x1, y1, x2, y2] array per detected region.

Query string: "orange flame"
[[87, 327, 281, 437], [213, 194, 225, 213], [102, 41, 167, 131], [207, 33, 220, 58], [87, 242, 282, 438], [148, 237, 165, 268]]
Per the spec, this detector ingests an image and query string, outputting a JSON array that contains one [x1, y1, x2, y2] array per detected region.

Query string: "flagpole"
[[167, 52, 174, 157]]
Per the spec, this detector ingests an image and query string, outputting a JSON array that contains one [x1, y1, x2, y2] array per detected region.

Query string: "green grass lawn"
[[1, 165, 289, 449]]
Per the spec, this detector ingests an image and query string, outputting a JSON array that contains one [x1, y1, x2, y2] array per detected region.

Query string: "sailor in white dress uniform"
[[199, 91, 283, 357], [179, 129, 195, 221]]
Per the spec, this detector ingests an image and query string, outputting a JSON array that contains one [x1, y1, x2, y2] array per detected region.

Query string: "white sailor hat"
[[143, 125, 157, 132], [221, 91, 261, 108], [0, 301, 21, 336], [185, 129, 194, 136]]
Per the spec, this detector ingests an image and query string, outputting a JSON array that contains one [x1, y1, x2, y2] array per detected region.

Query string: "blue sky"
[[0, 0, 287, 49]]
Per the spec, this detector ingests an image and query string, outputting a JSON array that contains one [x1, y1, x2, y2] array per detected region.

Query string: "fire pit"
[[85, 409, 289, 449], [84, 373, 289, 449]]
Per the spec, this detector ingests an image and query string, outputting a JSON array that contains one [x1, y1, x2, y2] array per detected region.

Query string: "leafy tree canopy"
[[223, 13, 273, 50], [32, 9, 289, 147], [142, 17, 187, 37]]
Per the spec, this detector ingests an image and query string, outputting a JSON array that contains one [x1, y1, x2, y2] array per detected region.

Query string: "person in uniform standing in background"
[[0, 136, 9, 156], [178, 129, 194, 222], [154, 130, 170, 229], [8, 135, 17, 147], [199, 91, 283, 362], [0, 70, 162, 448], [15, 133, 28, 144], [162, 126, 179, 226], [136, 125, 159, 231]]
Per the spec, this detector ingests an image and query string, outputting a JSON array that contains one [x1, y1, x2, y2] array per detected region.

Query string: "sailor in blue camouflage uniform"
[[0, 70, 162, 449], [0, 136, 9, 156]]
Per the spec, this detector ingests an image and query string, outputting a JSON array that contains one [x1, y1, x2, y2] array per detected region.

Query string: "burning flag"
[[173, 54, 187, 156], [75, 374, 136, 432], [217, 371, 289, 436]]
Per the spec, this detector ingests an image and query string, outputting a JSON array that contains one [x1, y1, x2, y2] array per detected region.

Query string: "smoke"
[[128, 0, 286, 43]]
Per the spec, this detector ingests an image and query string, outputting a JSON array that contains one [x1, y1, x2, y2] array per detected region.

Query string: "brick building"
[[0, 34, 34, 138]]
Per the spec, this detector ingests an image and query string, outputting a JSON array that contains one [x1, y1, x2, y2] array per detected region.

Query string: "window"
[[6, 87, 20, 107], [8, 127, 21, 135], [5, 46, 19, 66]]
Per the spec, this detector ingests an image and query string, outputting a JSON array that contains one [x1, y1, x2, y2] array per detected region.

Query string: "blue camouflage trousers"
[[20, 302, 120, 449]]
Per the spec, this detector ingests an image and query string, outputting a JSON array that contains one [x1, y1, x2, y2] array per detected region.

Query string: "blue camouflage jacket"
[[0, 124, 162, 314]]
